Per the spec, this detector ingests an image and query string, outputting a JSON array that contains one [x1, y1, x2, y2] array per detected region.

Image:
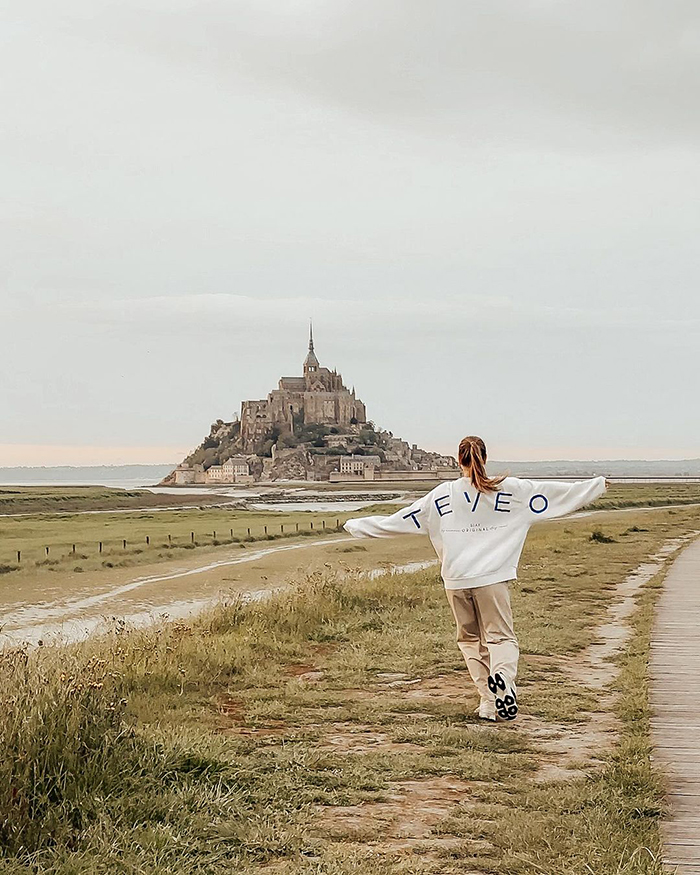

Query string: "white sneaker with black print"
[[487, 672, 518, 721]]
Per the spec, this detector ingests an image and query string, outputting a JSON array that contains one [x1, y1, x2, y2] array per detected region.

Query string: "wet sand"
[[0, 534, 436, 647]]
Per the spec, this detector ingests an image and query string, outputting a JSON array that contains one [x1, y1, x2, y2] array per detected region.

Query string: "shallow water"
[[0, 538, 352, 647], [151, 486, 402, 513], [250, 499, 397, 512]]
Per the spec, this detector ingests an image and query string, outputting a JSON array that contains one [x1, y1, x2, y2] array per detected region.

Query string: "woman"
[[344, 436, 608, 721]]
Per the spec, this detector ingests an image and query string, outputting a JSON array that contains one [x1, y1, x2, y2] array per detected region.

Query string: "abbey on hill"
[[167, 326, 457, 484], [239, 323, 367, 450]]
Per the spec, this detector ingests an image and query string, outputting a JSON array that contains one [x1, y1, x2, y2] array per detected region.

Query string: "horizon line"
[[1, 457, 700, 470], [1, 443, 699, 467]]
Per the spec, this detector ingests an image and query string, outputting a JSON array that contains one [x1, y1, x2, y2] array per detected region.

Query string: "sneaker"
[[487, 672, 518, 721], [476, 700, 496, 721]]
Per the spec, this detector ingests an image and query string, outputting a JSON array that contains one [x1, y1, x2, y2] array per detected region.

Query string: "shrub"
[[590, 529, 616, 543], [277, 433, 298, 449]]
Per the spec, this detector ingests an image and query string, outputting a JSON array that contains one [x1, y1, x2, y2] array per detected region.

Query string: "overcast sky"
[[2, 1, 699, 465]]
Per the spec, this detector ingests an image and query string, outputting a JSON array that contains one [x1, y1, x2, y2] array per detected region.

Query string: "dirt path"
[[520, 535, 692, 783], [232, 536, 696, 870], [650, 537, 700, 874]]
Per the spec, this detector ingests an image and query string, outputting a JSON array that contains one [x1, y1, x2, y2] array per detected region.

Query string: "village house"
[[338, 454, 382, 480], [223, 456, 250, 479], [173, 462, 205, 485], [174, 457, 251, 485], [206, 465, 224, 483]]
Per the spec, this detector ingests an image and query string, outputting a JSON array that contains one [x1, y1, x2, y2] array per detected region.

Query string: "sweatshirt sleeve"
[[521, 476, 607, 522], [343, 490, 434, 539]]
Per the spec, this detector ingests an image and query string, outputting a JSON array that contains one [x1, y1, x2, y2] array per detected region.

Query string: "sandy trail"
[[519, 535, 695, 782]]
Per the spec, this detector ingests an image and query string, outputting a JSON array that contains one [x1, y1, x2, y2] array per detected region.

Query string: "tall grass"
[[0, 571, 378, 861], [0, 645, 134, 852]]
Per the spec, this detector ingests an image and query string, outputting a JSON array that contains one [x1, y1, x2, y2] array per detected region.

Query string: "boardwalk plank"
[[651, 538, 700, 873]]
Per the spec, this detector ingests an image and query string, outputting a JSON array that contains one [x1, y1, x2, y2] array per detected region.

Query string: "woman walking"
[[344, 436, 607, 721]]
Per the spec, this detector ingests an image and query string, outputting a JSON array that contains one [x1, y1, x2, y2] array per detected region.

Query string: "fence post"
[[168, 534, 172, 545], [146, 536, 150, 546], [72, 544, 76, 554], [336, 518, 339, 528], [296, 522, 299, 532], [322, 520, 326, 530], [191, 532, 195, 544], [213, 530, 216, 540], [264, 525, 267, 535], [99, 542, 103, 553], [17, 550, 20, 564], [281, 524, 284, 533], [123, 539, 127, 549], [230, 528, 233, 538], [247, 527, 251, 536], [310, 521, 314, 530], [45, 546, 49, 556]]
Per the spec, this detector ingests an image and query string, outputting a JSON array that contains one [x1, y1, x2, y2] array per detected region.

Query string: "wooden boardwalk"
[[650, 537, 700, 874]]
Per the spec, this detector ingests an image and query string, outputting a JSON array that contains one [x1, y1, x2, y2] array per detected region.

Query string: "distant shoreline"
[[1, 459, 700, 489]]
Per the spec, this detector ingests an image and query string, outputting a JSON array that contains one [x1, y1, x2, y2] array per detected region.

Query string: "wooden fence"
[[10, 518, 346, 566]]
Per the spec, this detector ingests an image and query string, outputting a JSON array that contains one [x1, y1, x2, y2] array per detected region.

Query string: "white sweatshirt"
[[344, 476, 607, 590]]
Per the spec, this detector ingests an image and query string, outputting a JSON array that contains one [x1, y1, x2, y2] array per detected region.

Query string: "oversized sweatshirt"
[[344, 476, 607, 589]]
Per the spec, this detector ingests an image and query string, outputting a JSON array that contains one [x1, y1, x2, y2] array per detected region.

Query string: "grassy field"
[[0, 486, 245, 516], [0, 507, 367, 577], [590, 481, 700, 509], [1, 482, 699, 580], [0, 503, 698, 873]]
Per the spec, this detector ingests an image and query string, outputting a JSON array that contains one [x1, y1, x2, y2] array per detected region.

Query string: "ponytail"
[[458, 436, 505, 494]]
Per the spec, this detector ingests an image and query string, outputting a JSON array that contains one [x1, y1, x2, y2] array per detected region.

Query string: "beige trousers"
[[445, 582, 519, 701]]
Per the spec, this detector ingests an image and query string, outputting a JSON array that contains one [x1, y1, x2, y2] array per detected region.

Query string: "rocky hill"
[[162, 418, 456, 483]]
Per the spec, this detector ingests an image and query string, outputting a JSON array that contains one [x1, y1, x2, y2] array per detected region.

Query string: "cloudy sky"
[[2, 1, 699, 465]]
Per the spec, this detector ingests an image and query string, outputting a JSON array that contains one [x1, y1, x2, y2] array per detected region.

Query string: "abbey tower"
[[239, 324, 367, 451]]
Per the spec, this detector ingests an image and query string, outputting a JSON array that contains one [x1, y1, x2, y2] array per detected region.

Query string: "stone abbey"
[[168, 324, 457, 484], [239, 324, 367, 451]]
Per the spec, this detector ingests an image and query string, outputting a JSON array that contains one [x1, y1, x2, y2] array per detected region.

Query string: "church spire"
[[303, 319, 319, 373]]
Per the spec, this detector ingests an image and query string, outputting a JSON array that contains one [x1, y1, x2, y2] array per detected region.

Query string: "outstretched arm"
[[344, 490, 434, 539], [522, 476, 607, 522]]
